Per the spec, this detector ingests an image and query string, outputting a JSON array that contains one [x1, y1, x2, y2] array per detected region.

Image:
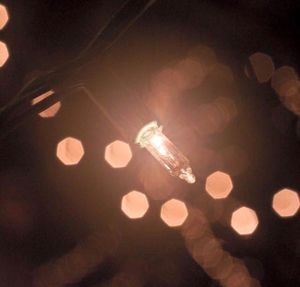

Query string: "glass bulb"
[[136, 121, 196, 184]]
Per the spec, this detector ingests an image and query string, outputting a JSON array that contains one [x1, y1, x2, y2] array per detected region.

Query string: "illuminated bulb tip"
[[180, 168, 196, 184]]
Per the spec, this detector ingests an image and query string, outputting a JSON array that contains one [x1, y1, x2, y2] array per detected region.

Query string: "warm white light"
[[0, 4, 9, 30], [231, 207, 259, 235], [205, 171, 233, 199], [0, 41, 9, 67], [56, 137, 85, 165], [136, 122, 196, 184], [160, 199, 188, 227], [104, 140, 132, 168], [272, 188, 299, 218], [31, 90, 61, 118], [121, 190, 149, 219]]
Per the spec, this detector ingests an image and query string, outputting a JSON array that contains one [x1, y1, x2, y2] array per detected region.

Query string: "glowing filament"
[[136, 121, 196, 184]]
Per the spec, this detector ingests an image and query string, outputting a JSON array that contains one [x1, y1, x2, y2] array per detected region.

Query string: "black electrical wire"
[[0, 0, 158, 141]]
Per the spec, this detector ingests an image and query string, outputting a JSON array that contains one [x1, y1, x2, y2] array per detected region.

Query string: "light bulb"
[[136, 121, 196, 184]]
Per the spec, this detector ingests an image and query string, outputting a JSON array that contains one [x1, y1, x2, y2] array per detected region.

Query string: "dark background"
[[0, 1, 299, 286]]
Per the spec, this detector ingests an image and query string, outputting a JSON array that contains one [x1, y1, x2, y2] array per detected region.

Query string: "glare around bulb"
[[136, 121, 195, 184]]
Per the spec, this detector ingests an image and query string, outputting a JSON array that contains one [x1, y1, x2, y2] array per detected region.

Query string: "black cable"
[[0, 0, 157, 141]]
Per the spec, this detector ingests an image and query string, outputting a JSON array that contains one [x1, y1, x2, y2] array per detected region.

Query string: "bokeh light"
[[0, 41, 9, 67], [175, 57, 205, 90], [187, 44, 217, 72], [104, 140, 132, 168], [0, 197, 34, 236], [271, 66, 300, 116], [271, 66, 298, 94], [121, 190, 149, 219], [248, 52, 275, 83], [34, 231, 119, 286], [231, 207, 259, 235], [31, 90, 61, 118], [272, 188, 299, 218], [205, 171, 233, 199], [213, 96, 238, 124], [139, 158, 175, 200], [181, 207, 259, 286], [210, 63, 235, 85], [160, 199, 188, 227], [56, 137, 85, 166], [277, 79, 300, 116], [0, 4, 9, 30]]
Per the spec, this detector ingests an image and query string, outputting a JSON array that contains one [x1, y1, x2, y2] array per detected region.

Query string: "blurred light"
[[210, 63, 235, 85], [271, 66, 298, 94], [0, 198, 34, 236], [181, 207, 209, 242], [175, 57, 205, 89], [34, 231, 119, 286], [191, 103, 224, 135], [0, 4, 9, 30], [224, 268, 252, 287], [139, 159, 174, 201], [278, 79, 300, 117], [272, 188, 299, 218], [104, 140, 132, 168], [136, 121, 195, 184], [0, 41, 9, 67], [231, 207, 259, 235], [146, 68, 179, 122], [210, 252, 235, 281], [56, 137, 84, 165], [187, 44, 217, 72], [213, 96, 238, 124], [248, 52, 275, 83], [205, 171, 233, 199], [31, 90, 61, 118], [121, 190, 149, 219], [200, 238, 224, 269], [160, 199, 188, 227]]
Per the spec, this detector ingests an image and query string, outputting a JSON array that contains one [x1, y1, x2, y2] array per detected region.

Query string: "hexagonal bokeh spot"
[[0, 4, 9, 30], [31, 91, 61, 118], [272, 188, 300, 218], [104, 140, 132, 168], [0, 41, 9, 67], [121, 190, 149, 219], [231, 207, 259, 236], [205, 171, 233, 199], [160, 199, 188, 227], [56, 137, 85, 166]]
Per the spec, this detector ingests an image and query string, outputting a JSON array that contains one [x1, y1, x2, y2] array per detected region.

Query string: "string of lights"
[[0, 2, 299, 287]]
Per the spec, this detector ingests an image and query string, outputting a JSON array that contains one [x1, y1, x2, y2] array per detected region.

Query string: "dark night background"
[[0, 1, 299, 286]]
